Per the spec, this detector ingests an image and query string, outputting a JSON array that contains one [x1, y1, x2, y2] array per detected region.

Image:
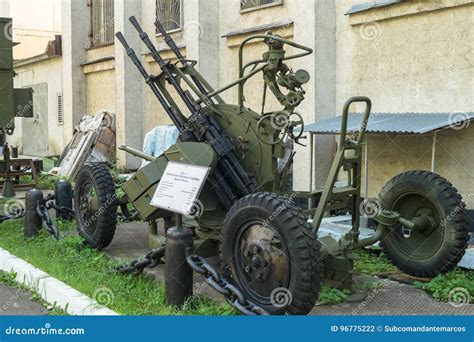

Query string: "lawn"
[[0, 218, 234, 315]]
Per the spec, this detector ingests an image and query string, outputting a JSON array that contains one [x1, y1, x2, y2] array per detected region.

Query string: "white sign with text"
[[150, 161, 210, 215]]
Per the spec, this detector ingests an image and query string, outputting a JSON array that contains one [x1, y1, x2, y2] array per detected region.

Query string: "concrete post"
[[114, 0, 143, 170], [183, 0, 220, 87], [61, 0, 88, 144], [292, 0, 337, 191]]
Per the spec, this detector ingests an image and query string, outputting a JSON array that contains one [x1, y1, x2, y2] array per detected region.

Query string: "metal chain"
[[186, 253, 269, 316], [36, 204, 59, 240], [116, 245, 166, 275]]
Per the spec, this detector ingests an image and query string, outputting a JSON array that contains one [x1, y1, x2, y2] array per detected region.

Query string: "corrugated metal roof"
[[345, 0, 404, 15], [305, 112, 474, 134]]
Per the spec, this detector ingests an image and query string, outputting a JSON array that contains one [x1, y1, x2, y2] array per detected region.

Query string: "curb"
[[0, 248, 118, 316]]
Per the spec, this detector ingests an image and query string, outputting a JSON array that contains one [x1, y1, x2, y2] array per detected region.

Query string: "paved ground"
[[107, 222, 474, 315], [0, 282, 48, 316], [312, 275, 474, 315]]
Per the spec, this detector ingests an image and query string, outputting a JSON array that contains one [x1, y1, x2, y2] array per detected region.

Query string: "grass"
[[0, 218, 234, 315], [317, 286, 350, 305], [354, 247, 474, 304], [0, 270, 67, 315], [354, 248, 398, 276], [19, 174, 63, 190], [414, 269, 474, 303]]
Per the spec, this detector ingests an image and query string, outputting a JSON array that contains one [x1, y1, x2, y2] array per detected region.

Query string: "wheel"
[[378, 170, 469, 278], [220, 192, 322, 315], [74, 163, 117, 249]]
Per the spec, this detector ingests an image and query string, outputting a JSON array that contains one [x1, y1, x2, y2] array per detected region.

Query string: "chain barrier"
[[36, 204, 59, 240], [116, 244, 268, 315], [186, 253, 269, 315], [116, 245, 166, 275]]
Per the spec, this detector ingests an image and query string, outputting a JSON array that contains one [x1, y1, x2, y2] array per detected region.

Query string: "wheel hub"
[[243, 241, 272, 282]]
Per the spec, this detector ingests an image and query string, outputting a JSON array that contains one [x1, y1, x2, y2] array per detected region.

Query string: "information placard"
[[150, 161, 210, 215]]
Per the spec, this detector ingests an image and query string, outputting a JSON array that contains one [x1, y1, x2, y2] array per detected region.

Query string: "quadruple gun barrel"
[[116, 17, 257, 209]]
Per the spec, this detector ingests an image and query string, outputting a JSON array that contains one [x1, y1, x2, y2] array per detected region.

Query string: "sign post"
[[150, 162, 210, 307]]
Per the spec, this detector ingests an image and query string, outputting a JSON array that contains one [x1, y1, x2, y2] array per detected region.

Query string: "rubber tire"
[[220, 192, 322, 315], [74, 163, 117, 249], [379, 170, 469, 278]]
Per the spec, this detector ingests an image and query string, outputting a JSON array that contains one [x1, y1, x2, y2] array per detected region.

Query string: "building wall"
[[9, 0, 61, 60], [334, 0, 474, 206], [11, 56, 64, 155]]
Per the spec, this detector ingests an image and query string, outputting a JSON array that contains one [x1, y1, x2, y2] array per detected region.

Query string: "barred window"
[[156, 0, 182, 33], [90, 0, 115, 47], [240, 0, 282, 12]]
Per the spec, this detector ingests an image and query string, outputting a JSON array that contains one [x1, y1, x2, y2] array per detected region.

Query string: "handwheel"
[[220, 192, 322, 315], [74, 163, 117, 249], [378, 170, 469, 277]]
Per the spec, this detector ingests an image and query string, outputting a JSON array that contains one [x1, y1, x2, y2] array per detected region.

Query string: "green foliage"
[[0, 219, 233, 315], [318, 286, 350, 305], [415, 269, 474, 303], [354, 249, 398, 276]]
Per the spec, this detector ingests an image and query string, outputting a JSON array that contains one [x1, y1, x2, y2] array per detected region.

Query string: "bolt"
[[244, 266, 252, 273], [253, 245, 261, 254]]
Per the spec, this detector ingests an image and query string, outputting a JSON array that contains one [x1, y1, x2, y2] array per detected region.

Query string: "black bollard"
[[165, 214, 194, 307], [24, 189, 43, 238], [54, 179, 73, 220]]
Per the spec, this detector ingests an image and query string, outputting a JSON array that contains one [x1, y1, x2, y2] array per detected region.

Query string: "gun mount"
[[72, 17, 470, 315]]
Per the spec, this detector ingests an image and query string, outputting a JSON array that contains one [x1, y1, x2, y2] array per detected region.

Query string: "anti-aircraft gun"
[[73, 17, 470, 315]]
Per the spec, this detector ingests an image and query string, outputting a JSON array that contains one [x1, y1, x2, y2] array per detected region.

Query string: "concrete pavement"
[[0, 281, 47, 316]]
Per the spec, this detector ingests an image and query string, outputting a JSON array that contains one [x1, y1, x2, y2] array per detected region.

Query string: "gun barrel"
[[126, 18, 258, 206], [115, 30, 189, 134], [119, 145, 154, 161]]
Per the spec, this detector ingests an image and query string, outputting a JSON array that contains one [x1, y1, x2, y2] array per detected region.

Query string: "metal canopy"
[[305, 112, 474, 135]]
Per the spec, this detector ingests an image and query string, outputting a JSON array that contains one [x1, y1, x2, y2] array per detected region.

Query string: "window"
[[90, 0, 114, 47], [240, 0, 282, 12], [156, 0, 182, 33], [57, 94, 63, 125]]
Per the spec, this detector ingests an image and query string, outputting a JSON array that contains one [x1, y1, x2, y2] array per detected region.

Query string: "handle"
[[339, 96, 372, 147]]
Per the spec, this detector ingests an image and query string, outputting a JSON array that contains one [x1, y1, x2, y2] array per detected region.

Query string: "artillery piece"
[[73, 17, 469, 315]]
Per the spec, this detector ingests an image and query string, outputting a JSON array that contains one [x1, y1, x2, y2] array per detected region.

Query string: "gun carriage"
[[73, 17, 469, 315]]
